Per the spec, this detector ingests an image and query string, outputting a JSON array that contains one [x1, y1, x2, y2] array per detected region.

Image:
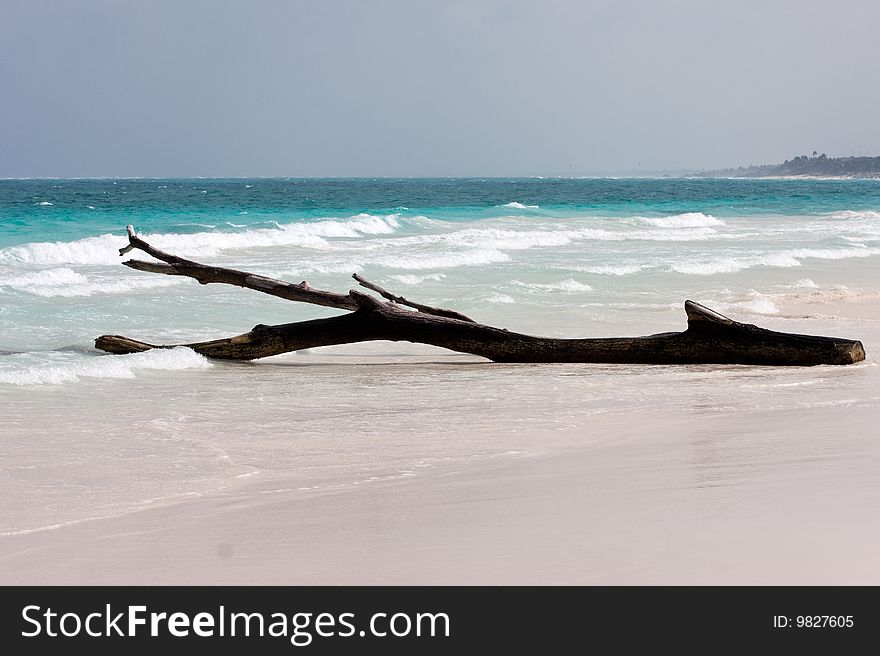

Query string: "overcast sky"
[[2, 0, 878, 177]]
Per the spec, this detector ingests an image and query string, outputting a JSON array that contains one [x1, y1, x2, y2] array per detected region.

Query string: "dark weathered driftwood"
[[95, 227, 866, 366], [117, 225, 464, 319], [351, 273, 474, 322]]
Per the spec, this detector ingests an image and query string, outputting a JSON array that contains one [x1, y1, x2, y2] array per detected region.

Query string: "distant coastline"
[[699, 153, 880, 179]]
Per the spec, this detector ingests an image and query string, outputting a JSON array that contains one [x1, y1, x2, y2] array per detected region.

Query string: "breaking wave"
[[502, 202, 540, 210], [639, 212, 725, 228], [0, 214, 408, 266], [383, 248, 510, 270], [571, 264, 645, 276], [829, 210, 880, 221], [0, 347, 212, 386], [0, 267, 181, 297], [484, 293, 516, 304], [513, 279, 593, 293], [669, 246, 880, 275], [390, 273, 446, 285]]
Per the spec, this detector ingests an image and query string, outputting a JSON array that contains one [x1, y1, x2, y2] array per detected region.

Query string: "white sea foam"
[[440, 225, 719, 253], [513, 279, 593, 293], [445, 228, 573, 250], [669, 246, 880, 275], [391, 273, 446, 285], [573, 227, 719, 242], [829, 210, 880, 220], [266, 213, 400, 238], [731, 292, 780, 315], [778, 285, 876, 305], [485, 293, 516, 304], [670, 253, 801, 275], [0, 234, 134, 266], [35, 201, 53, 206], [0, 214, 407, 266], [789, 246, 879, 261], [736, 298, 780, 314], [502, 202, 539, 209], [640, 212, 724, 228], [384, 248, 510, 270], [573, 264, 645, 276], [0, 267, 181, 297], [1, 267, 86, 288], [0, 347, 212, 386]]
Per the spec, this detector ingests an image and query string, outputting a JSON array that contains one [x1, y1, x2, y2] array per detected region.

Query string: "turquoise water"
[[2, 177, 880, 536], [2, 177, 879, 364], [2, 177, 880, 248]]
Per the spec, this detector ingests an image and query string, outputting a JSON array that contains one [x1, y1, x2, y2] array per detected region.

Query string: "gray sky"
[[2, 0, 878, 177]]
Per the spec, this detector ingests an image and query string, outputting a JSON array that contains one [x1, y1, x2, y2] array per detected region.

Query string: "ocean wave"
[[722, 283, 880, 315], [384, 248, 510, 270], [829, 210, 880, 220], [35, 201, 53, 206], [639, 212, 724, 228], [513, 279, 593, 293], [442, 225, 719, 251], [729, 292, 780, 315], [576, 227, 720, 242], [501, 202, 539, 209], [789, 246, 880, 260], [777, 285, 879, 305], [670, 253, 801, 275], [269, 213, 403, 237], [0, 234, 136, 266], [570, 264, 645, 276], [270, 221, 723, 275], [0, 214, 408, 266], [669, 246, 880, 275], [786, 278, 820, 289], [0, 267, 181, 297], [735, 298, 780, 315], [0, 347, 212, 386], [276, 247, 507, 275], [390, 273, 446, 285], [444, 228, 573, 250], [181, 223, 217, 229], [484, 293, 516, 304]]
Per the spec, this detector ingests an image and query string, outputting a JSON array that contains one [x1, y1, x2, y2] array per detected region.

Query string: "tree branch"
[[96, 227, 867, 366], [351, 273, 474, 322], [96, 296, 866, 366], [120, 225, 358, 310], [120, 225, 474, 319]]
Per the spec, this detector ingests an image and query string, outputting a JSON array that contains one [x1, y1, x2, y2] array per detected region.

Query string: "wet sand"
[[1, 298, 878, 585], [2, 403, 878, 585]]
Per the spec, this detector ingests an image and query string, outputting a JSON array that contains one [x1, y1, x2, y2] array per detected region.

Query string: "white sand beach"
[[3, 297, 878, 585]]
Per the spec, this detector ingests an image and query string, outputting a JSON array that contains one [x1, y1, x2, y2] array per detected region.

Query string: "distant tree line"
[[703, 153, 880, 178]]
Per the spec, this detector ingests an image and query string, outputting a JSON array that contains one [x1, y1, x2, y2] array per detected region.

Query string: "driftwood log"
[[95, 226, 866, 366]]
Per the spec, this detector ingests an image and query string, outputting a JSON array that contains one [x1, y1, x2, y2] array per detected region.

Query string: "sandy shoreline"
[[3, 390, 879, 585], [2, 297, 878, 585]]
